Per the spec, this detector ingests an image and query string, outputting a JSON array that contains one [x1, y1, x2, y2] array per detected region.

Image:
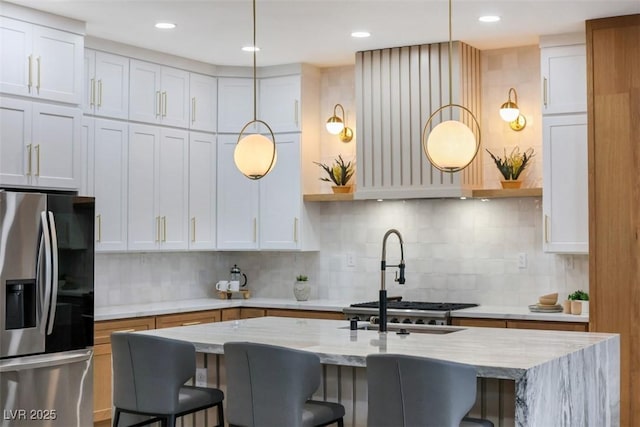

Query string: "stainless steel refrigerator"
[[0, 191, 94, 427]]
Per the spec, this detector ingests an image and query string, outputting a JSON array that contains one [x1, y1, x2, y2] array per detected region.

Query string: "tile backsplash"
[[95, 197, 588, 308]]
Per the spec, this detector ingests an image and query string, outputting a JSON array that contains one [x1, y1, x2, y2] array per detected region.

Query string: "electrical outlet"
[[346, 252, 356, 268], [517, 253, 527, 269], [195, 368, 207, 387]]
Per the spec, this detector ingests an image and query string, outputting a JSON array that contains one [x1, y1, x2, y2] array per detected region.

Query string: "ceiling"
[[6, 0, 640, 68]]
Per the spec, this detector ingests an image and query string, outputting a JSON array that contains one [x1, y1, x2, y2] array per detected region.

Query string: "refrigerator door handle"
[[0, 349, 92, 372], [39, 211, 53, 335], [46, 211, 59, 335]]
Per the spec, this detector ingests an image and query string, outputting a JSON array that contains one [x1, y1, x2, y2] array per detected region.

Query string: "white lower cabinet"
[[188, 132, 217, 250], [542, 113, 588, 253], [128, 124, 189, 251], [82, 118, 128, 251], [0, 97, 80, 190], [217, 134, 315, 250]]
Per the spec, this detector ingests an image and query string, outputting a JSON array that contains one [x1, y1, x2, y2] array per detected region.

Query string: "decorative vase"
[[500, 180, 522, 189], [562, 300, 572, 314], [331, 185, 352, 194], [571, 300, 582, 315], [293, 280, 311, 301]]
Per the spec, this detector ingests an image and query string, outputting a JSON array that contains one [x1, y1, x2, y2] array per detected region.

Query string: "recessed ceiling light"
[[155, 22, 176, 30], [479, 16, 501, 23], [242, 46, 260, 52], [351, 31, 371, 38]]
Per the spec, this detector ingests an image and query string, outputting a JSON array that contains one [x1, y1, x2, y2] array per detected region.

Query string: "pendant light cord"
[[448, 0, 453, 105], [252, 0, 257, 121]]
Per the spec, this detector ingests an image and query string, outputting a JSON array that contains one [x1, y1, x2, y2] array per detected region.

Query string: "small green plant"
[[485, 146, 535, 180], [296, 275, 308, 282], [314, 155, 354, 186], [568, 290, 589, 301]]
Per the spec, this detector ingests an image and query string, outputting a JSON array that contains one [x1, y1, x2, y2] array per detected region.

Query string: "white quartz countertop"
[[451, 305, 589, 323], [94, 298, 353, 321], [96, 298, 589, 323], [140, 316, 615, 379]]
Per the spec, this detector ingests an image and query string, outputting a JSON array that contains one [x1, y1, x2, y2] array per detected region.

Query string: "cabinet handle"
[[36, 56, 41, 94], [156, 216, 161, 242], [294, 100, 299, 127], [192, 97, 196, 123], [28, 55, 33, 92], [26, 144, 32, 176], [98, 79, 103, 107], [96, 214, 102, 242], [294, 217, 299, 243], [162, 216, 167, 242], [191, 217, 196, 242], [162, 92, 167, 117], [253, 218, 257, 242], [181, 321, 201, 326], [35, 144, 40, 176], [90, 78, 95, 107], [544, 215, 550, 243], [543, 77, 548, 108], [156, 91, 161, 117]]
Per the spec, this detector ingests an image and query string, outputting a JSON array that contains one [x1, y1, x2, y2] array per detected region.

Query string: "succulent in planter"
[[314, 155, 355, 187], [294, 274, 310, 301], [568, 290, 589, 301], [485, 146, 535, 181]]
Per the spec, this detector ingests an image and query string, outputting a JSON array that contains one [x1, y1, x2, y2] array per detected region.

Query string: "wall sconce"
[[499, 88, 526, 131], [326, 103, 354, 143]]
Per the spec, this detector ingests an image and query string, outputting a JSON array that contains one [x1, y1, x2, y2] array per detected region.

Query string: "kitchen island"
[[140, 316, 618, 427]]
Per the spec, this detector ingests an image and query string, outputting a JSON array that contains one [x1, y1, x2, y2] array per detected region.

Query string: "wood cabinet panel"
[[155, 310, 220, 329], [240, 308, 266, 319], [451, 318, 507, 328], [266, 308, 344, 320], [221, 308, 241, 321], [94, 316, 155, 345], [93, 344, 112, 423], [506, 320, 588, 332]]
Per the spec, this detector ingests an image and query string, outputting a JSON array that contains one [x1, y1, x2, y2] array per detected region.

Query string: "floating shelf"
[[303, 187, 542, 202]]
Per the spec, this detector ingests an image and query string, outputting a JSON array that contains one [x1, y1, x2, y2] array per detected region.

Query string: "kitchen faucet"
[[380, 229, 406, 333]]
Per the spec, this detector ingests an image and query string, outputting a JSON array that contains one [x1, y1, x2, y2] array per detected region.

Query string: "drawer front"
[[221, 308, 241, 321], [451, 318, 507, 328], [266, 308, 344, 320], [240, 308, 266, 319], [155, 310, 220, 329], [94, 316, 156, 345], [507, 320, 588, 332]]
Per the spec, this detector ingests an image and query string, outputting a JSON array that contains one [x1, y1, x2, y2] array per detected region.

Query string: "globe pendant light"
[[234, 0, 276, 180], [422, 0, 480, 173]]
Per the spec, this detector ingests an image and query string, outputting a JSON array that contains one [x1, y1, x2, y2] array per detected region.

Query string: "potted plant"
[[485, 147, 535, 189], [293, 275, 311, 301], [314, 155, 355, 193], [567, 290, 589, 315]]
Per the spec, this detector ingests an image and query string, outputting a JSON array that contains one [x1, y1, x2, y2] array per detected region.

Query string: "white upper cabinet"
[[541, 44, 587, 114], [216, 134, 260, 250], [0, 97, 80, 190], [84, 49, 129, 119], [217, 77, 253, 133], [188, 132, 216, 250], [189, 73, 217, 133], [542, 114, 588, 253], [128, 124, 189, 251], [259, 75, 300, 133], [83, 117, 129, 252], [129, 60, 189, 128], [259, 135, 302, 250], [0, 17, 83, 104]]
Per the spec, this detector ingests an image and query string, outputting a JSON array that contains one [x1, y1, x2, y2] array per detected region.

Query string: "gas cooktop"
[[349, 301, 478, 311]]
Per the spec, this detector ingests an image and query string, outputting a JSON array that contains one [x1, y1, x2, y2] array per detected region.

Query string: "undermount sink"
[[340, 323, 465, 335]]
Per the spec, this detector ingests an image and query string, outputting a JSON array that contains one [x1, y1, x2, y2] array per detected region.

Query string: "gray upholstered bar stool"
[[111, 332, 224, 427], [366, 354, 494, 427], [223, 342, 345, 427]]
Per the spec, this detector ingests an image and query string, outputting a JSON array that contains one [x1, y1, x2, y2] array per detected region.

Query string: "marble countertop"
[[139, 316, 615, 379], [96, 298, 589, 323]]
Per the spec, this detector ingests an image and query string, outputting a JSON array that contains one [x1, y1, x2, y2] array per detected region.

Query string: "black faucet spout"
[[380, 229, 405, 333]]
